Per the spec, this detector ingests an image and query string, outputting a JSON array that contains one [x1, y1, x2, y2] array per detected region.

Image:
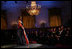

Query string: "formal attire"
[[17, 20, 29, 45]]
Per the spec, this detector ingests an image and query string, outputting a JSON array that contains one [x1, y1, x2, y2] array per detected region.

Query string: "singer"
[[17, 16, 29, 45]]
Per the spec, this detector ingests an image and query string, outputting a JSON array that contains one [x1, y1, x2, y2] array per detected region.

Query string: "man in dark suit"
[[59, 25, 66, 44]]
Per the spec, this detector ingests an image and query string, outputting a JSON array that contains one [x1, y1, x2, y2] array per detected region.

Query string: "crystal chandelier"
[[26, 1, 41, 16]]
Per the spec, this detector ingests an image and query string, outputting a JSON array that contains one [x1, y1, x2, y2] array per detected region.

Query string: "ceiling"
[[1, 1, 70, 10]]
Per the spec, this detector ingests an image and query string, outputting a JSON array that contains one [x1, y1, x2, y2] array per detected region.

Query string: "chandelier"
[[26, 1, 41, 16]]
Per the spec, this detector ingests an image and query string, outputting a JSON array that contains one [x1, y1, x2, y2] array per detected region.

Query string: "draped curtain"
[[21, 9, 35, 28], [1, 10, 7, 30], [23, 16, 35, 28], [49, 8, 61, 27], [1, 17, 7, 30], [49, 15, 61, 27]]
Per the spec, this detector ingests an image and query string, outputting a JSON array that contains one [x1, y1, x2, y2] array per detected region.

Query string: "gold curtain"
[[1, 17, 7, 30], [49, 15, 61, 27], [23, 16, 35, 28]]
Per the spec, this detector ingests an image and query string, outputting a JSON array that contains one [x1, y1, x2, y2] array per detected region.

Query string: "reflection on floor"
[[1, 44, 17, 48], [1, 43, 56, 48]]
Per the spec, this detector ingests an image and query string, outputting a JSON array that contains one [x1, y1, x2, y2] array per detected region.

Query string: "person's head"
[[18, 16, 22, 20], [40, 30, 42, 33], [32, 31, 33, 34], [27, 32, 29, 34], [67, 27, 70, 30], [35, 31, 38, 34], [51, 28, 53, 32], [58, 27, 61, 31], [54, 27, 56, 31], [61, 25, 64, 30], [64, 27, 67, 31]]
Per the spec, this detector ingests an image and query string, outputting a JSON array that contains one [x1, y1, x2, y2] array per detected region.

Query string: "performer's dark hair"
[[18, 16, 22, 20]]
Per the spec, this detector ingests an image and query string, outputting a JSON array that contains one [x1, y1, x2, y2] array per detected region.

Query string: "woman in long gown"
[[17, 16, 29, 45]]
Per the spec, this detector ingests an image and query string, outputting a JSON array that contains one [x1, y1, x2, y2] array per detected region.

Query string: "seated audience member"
[[65, 27, 71, 39], [56, 27, 61, 40], [64, 27, 67, 31], [30, 31, 34, 41], [34, 31, 38, 41], [27, 32, 30, 40], [53, 27, 57, 37], [47, 28, 52, 38], [50, 28, 57, 38], [39, 30, 43, 43], [59, 25, 67, 44], [67, 27, 71, 36], [49, 28, 55, 45], [64, 27, 71, 44], [50, 28, 54, 38], [52, 27, 57, 44], [60, 25, 66, 37], [39, 30, 42, 38]]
